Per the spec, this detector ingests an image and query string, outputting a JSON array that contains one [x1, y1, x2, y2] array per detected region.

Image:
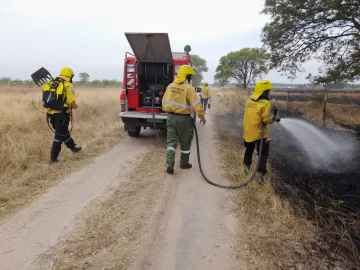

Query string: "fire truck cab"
[[119, 32, 192, 137]]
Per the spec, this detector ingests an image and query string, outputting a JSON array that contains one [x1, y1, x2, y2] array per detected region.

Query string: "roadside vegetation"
[[213, 88, 360, 269], [0, 87, 124, 222], [0, 76, 123, 88], [273, 99, 360, 129]]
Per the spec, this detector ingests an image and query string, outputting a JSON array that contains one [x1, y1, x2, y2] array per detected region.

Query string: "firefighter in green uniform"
[[162, 65, 206, 174], [41, 67, 81, 163]]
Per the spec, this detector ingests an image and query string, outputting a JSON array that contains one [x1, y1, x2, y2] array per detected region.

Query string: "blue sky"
[[0, 0, 320, 84]]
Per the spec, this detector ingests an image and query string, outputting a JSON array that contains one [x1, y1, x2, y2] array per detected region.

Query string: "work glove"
[[200, 119, 206, 126]]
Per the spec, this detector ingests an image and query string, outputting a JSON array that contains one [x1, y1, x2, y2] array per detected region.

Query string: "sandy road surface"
[[133, 114, 242, 270], [0, 141, 150, 270], [0, 111, 241, 270]]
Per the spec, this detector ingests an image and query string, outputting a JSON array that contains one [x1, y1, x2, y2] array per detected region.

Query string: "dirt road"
[[0, 112, 241, 270]]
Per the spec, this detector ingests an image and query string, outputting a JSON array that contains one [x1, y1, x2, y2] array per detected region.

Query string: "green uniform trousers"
[[166, 113, 194, 168]]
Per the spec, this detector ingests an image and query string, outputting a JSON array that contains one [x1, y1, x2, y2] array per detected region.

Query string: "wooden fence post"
[[322, 88, 328, 126], [286, 91, 290, 117]]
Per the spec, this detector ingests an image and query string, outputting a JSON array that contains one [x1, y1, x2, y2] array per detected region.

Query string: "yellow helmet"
[[174, 65, 195, 83], [59, 67, 75, 78], [203, 82, 208, 86], [251, 79, 273, 100]]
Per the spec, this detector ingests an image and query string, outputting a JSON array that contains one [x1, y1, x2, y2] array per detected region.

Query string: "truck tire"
[[128, 127, 141, 137]]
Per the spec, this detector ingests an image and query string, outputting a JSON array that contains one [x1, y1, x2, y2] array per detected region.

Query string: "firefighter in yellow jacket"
[[200, 82, 211, 113], [41, 67, 81, 163], [162, 65, 206, 174], [243, 79, 280, 184]]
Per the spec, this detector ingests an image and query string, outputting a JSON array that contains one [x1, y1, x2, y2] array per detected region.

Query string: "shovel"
[[31, 67, 53, 87]]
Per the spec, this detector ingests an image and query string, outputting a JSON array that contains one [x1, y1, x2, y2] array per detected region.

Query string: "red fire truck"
[[119, 32, 192, 137]]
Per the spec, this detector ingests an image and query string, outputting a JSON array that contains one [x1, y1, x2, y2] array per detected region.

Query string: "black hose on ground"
[[192, 115, 266, 189]]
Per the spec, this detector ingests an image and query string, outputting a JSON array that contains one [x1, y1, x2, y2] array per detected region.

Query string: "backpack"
[[42, 78, 66, 110]]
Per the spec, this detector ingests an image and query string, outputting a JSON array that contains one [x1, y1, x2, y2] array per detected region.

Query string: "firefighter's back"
[[162, 82, 193, 115], [243, 98, 270, 142]]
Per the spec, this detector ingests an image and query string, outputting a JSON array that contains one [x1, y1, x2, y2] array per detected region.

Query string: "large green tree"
[[214, 48, 269, 89], [190, 55, 208, 86], [79, 72, 90, 83], [261, 0, 360, 84]]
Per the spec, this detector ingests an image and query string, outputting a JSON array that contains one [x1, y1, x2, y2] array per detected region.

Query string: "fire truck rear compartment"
[[138, 62, 173, 108]]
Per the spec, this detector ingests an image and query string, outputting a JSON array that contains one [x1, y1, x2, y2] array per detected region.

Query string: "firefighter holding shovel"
[[243, 79, 280, 184], [162, 65, 206, 174], [41, 67, 81, 163]]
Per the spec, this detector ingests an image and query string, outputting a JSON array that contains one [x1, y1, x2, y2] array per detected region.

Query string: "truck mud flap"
[[121, 118, 139, 132]]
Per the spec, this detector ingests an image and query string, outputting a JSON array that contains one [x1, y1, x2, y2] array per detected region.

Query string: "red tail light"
[[120, 90, 126, 112]]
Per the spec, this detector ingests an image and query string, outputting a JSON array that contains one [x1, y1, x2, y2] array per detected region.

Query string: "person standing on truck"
[[41, 67, 81, 163], [162, 65, 206, 174], [200, 82, 211, 113], [243, 79, 280, 185]]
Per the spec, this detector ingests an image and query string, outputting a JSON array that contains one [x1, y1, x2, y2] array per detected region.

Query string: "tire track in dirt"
[[0, 138, 150, 270]]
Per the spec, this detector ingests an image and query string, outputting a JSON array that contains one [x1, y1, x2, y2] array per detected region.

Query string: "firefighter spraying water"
[[193, 79, 280, 189]]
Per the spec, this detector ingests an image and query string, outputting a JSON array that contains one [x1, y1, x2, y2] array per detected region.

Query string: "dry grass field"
[[231, 87, 360, 128], [0, 86, 124, 222], [273, 100, 360, 128]]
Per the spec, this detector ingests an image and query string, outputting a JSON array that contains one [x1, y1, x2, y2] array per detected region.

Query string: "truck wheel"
[[128, 127, 141, 137]]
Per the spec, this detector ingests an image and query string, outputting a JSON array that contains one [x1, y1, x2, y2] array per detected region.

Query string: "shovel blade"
[[31, 67, 53, 87]]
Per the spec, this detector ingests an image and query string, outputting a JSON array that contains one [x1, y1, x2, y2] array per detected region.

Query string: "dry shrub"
[[0, 87, 124, 221]]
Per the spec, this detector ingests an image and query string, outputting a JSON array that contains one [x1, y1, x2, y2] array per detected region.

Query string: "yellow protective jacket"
[[200, 86, 211, 99], [41, 75, 76, 114], [162, 81, 205, 120], [243, 98, 274, 142]]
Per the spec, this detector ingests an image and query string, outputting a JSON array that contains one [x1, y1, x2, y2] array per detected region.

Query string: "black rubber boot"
[[257, 172, 265, 185], [50, 159, 62, 164], [180, 163, 192, 169], [166, 164, 174, 174], [70, 145, 82, 153]]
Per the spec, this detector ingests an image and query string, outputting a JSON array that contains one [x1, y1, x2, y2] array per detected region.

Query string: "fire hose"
[[46, 108, 74, 137], [151, 83, 268, 189], [192, 118, 266, 189]]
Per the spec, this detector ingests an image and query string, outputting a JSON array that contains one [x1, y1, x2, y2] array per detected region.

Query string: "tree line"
[[0, 74, 122, 88], [213, 0, 360, 89]]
